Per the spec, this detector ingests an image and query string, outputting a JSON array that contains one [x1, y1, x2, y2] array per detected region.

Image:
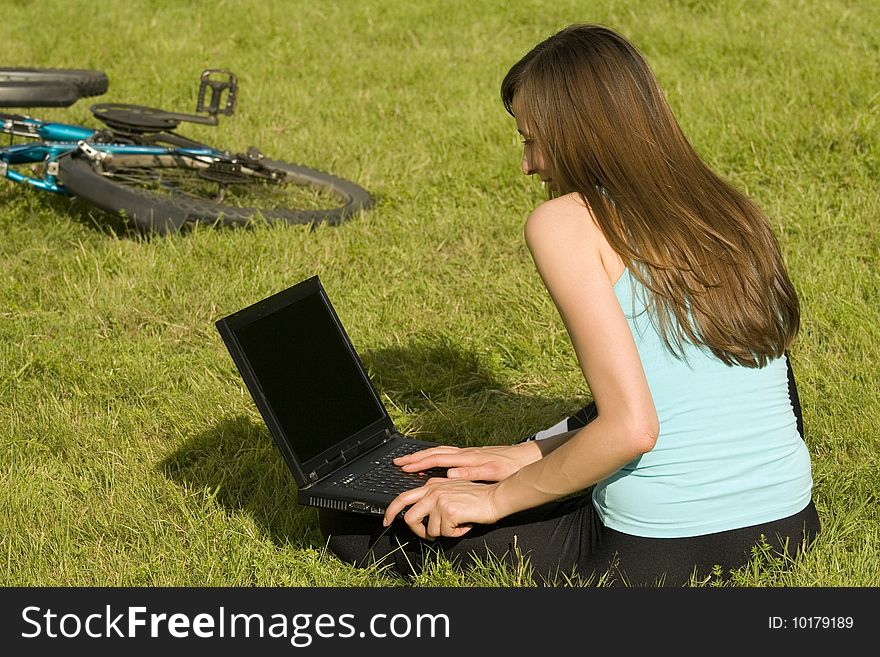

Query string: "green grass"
[[1, 0, 878, 587]]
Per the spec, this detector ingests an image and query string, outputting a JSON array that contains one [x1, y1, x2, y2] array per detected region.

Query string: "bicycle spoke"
[[99, 161, 342, 211]]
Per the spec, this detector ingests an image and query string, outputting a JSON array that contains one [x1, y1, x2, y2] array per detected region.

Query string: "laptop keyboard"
[[336, 442, 446, 495]]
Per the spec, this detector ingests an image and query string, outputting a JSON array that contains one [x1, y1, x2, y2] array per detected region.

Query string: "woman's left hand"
[[394, 443, 540, 483], [383, 478, 501, 539]]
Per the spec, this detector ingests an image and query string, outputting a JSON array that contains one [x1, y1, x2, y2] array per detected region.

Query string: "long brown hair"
[[501, 24, 799, 368]]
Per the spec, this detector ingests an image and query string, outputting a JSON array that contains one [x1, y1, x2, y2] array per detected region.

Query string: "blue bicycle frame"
[[1, 114, 218, 193]]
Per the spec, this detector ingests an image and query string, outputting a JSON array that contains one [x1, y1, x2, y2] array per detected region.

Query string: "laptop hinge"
[[308, 428, 394, 483], [342, 427, 392, 462]]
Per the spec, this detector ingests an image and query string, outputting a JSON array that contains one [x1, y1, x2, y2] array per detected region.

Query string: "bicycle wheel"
[[0, 81, 79, 108], [0, 68, 108, 97], [57, 150, 374, 235]]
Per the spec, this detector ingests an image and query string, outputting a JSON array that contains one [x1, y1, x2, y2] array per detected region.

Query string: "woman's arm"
[[490, 194, 659, 514], [384, 195, 659, 537], [391, 427, 579, 482]]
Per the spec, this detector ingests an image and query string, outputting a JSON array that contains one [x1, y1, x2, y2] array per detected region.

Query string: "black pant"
[[319, 354, 820, 586], [319, 493, 819, 586]]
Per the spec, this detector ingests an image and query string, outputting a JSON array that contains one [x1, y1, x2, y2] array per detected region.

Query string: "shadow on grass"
[[39, 193, 137, 238], [161, 335, 590, 548], [359, 336, 590, 445]]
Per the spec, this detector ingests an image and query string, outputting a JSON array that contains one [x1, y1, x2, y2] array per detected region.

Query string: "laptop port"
[[348, 501, 367, 511]]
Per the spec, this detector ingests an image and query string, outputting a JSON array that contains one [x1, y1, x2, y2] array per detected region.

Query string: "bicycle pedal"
[[198, 160, 248, 184], [197, 69, 237, 118]]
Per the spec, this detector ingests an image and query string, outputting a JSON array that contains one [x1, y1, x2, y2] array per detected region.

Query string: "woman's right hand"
[[394, 442, 542, 482]]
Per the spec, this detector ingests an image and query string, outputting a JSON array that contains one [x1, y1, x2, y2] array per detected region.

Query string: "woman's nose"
[[521, 153, 533, 176]]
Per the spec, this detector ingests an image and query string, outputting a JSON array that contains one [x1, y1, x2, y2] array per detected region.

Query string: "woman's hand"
[[394, 442, 541, 482], [383, 478, 501, 539]]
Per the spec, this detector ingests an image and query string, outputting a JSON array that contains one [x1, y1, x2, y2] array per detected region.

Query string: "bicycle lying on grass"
[[0, 67, 373, 234]]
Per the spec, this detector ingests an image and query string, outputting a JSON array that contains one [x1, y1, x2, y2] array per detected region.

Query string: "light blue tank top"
[[592, 268, 813, 537]]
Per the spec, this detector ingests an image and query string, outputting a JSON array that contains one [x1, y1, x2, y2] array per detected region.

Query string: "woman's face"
[[512, 93, 551, 187]]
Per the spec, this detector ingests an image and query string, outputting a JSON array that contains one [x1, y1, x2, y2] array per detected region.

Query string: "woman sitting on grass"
[[319, 23, 820, 586]]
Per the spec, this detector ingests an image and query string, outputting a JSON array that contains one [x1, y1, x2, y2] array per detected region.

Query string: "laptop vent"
[[308, 497, 348, 511]]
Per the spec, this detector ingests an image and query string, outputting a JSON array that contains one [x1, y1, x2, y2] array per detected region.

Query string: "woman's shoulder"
[[526, 192, 593, 223], [524, 193, 597, 244], [524, 193, 623, 284]]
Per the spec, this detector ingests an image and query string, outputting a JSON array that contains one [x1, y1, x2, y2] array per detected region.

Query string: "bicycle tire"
[[0, 81, 79, 108], [57, 151, 374, 235], [0, 68, 108, 98]]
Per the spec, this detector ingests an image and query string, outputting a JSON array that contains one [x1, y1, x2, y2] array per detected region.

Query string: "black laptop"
[[215, 275, 441, 516]]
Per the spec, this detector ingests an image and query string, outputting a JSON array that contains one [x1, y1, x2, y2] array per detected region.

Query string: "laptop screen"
[[230, 285, 386, 464]]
